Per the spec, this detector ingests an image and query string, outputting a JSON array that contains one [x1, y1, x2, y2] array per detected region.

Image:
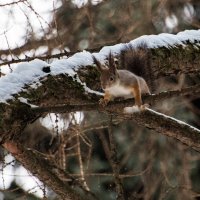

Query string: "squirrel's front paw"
[[99, 98, 109, 107]]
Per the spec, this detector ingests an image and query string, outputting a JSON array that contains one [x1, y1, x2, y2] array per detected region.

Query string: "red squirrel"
[[93, 45, 152, 111]]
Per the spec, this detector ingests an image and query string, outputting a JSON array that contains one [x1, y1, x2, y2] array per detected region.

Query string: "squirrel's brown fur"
[[119, 43, 155, 92]]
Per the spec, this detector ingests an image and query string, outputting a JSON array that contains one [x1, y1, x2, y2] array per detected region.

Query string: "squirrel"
[[93, 45, 152, 111], [92, 44, 153, 111]]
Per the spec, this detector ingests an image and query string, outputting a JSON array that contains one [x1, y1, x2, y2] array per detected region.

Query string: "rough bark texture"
[[150, 42, 200, 77], [0, 35, 200, 199]]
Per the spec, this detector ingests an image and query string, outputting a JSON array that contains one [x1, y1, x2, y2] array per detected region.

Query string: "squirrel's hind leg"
[[131, 85, 142, 107], [131, 84, 148, 111]]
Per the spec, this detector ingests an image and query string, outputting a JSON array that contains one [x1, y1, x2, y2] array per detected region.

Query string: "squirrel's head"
[[93, 53, 118, 90]]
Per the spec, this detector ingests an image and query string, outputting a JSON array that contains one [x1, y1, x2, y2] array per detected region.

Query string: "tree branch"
[[119, 108, 200, 152], [30, 86, 200, 151], [31, 83, 200, 113], [3, 142, 98, 200], [108, 117, 125, 200]]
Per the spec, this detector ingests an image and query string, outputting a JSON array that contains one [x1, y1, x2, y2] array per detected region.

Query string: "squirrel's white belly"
[[106, 84, 133, 98]]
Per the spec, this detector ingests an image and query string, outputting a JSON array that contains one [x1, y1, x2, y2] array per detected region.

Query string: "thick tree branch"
[[31, 83, 200, 113], [3, 142, 98, 200], [30, 84, 200, 151], [36, 105, 200, 152], [120, 108, 200, 152]]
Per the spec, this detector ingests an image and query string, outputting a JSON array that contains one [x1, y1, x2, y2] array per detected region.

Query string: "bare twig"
[[68, 168, 149, 178], [108, 116, 125, 200], [0, 0, 27, 7], [98, 130, 113, 166], [0, 40, 109, 67], [0, 51, 71, 67], [76, 129, 90, 191]]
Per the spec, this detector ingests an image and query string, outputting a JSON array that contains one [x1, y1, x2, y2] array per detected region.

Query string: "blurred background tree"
[[0, 0, 200, 199]]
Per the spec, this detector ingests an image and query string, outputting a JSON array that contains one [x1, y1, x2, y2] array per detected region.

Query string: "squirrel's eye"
[[110, 77, 114, 82]]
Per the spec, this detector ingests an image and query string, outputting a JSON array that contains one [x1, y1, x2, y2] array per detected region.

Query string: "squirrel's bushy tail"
[[119, 43, 155, 92]]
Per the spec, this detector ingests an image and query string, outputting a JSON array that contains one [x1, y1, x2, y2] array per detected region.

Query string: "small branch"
[[76, 130, 90, 191], [120, 108, 200, 152], [0, 52, 74, 67], [32, 103, 98, 113], [145, 84, 200, 104], [68, 169, 149, 178], [84, 109, 200, 155], [0, 0, 26, 7], [0, 44, 104, 67], [108, 117, 125, 200]]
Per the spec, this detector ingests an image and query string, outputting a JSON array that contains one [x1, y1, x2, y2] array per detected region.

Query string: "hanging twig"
[[108, 116, 125, 200]]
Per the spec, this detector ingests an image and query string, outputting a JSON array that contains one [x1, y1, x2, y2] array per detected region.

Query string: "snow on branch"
[[126, 108, 200, 152], [0, 29, 200, 144], [0, 29, 200, 104]]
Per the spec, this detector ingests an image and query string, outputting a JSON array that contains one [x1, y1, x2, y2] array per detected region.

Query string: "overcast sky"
[[0, 0, 61, 49]]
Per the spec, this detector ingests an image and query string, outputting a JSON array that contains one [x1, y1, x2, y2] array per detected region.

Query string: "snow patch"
[[0, 59, 48, 102], [18, 97, 38, 108], [0, 154, 15, 190], [124, 106, 141, 114], [15, 166, 48, 198]]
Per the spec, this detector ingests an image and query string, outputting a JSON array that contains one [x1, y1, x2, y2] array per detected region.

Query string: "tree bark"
[[0, 30, 200, 199]]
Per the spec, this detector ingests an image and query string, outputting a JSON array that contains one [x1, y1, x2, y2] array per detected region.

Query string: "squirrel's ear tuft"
[[92, 55, 106, 72], [108, 52, 116, 74], [92, 55, 105, 71]]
